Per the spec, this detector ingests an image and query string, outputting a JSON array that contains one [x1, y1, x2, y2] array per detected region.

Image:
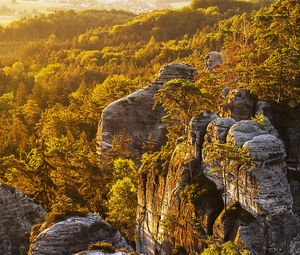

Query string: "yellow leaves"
[[204, 142, 253, 174], [251, 112, 265, 128]]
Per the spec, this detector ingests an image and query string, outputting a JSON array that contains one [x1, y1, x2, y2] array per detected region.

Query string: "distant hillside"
[[0, 9, 136, 41], [76, 0, 269, 49]]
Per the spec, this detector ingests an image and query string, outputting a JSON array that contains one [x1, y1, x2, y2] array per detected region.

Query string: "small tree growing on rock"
[[154, 78, 214, 140], [203, 142, 253, 215]]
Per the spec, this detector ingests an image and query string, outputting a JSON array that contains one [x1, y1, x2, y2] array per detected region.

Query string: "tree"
[[248, 0, 300, 106], [107, 177, 137, 241], [203, 142, 252, 215], [202, 237, 250, 255], [154, 78, 214, 140]]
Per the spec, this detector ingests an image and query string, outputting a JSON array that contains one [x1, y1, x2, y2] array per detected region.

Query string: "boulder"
[[29, 213, 131, 255], [0, 184, 45, 255], [226, 120, 265, 147], [205, 51, 222, 72], [97, 63, 197, 154], [204, 117, 236, 144]]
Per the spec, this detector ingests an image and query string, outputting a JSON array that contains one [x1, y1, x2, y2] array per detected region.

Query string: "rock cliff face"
[[0, 184, 45, 255], [97, 63, 197, 154], [29, 213, 131, 255], [97, 62, 300, 255]]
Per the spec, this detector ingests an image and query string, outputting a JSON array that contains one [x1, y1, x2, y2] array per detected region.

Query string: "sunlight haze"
[[0, 0, 191, 26]]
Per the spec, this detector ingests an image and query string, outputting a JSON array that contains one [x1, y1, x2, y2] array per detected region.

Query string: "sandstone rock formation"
[[29, 213, 131, 255], [135, 87, 299, 254], [0, 184, 45, 255], [221, 89, 257, 121], [97, 62, 299, 255], [97, 63, 197, 154], [203, 121, 299, 254]]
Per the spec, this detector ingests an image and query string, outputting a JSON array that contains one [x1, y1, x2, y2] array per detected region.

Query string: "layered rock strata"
[[97, 63, 197, 153], [0, 184, 45, 255], [29, 213, 131, 255], [97, 62, 300, 255]]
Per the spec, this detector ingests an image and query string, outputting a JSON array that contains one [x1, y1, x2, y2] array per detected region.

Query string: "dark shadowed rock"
[[0, 184, 45, 255], [97, 63, 197, 154], [234, 222, 266, 255], [189, 111, 218, 159], [212, 202, 265, 255], [29, 213, 131, 255]]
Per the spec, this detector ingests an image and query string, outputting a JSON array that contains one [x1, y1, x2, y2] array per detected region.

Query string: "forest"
[[0, 0, 299, 254]]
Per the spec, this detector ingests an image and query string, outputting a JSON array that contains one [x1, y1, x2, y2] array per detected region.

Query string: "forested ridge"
[[0, 0, 299, 251]]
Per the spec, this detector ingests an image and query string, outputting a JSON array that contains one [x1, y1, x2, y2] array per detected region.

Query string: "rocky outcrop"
[[135, 88, 299, 255], [97, 63, 197, 154], [96, 61, 299, 254], [0, 184, 45, 255], [189, 111, 218, 160], [205, 51, 222, 72], [203, 119, 299, 254], [212, 202, 266, 255], [29, 213, 131, 255], [221, 89, 257, 121]]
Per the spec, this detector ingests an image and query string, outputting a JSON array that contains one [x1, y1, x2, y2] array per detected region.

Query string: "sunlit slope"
[[0, 9, 136, 41], [76, 0, 270, 48], [0, 0, 66, 26]]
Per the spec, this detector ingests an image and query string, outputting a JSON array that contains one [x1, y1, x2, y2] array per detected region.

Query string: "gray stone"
[[97, 84, 166, 153], [97, 63, 197, 154], [255, 100, 273, 120], [221, 89, 257, 121], [205, 51, 222, 72], [204, 117, 236, 144], [235, 222, 266, 255], [226, 120, 265, 147], [155, 63, 198, 84], [204, 125, 299, 254], [188, 111, 218, 159], [289, 235, 300, 255], [0, 184, 45, 255], [29, 213, 131, 255]]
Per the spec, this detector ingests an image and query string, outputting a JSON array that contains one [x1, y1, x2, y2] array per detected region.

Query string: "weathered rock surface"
[[189, 111, 218, 159], [99, 63, 299, 254], [226, 120, 266, 147], [137, 113, 224, 255], [137, 113, 299, 255], [203, 120, 299, 254], [29, 213, 131, 255], [212, 202, 266, 255], [0, 184, 45, 255], [97, 63, 197, 154], [221, 89, 257, 121], [234, 222, 266, 255], [205, 51, 222, 72]]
